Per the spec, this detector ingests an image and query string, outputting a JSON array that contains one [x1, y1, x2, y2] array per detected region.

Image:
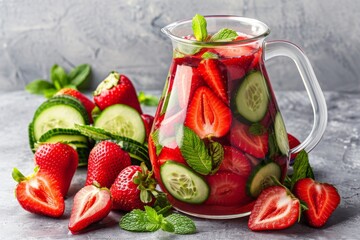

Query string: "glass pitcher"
[[148, 15, 327, 219]]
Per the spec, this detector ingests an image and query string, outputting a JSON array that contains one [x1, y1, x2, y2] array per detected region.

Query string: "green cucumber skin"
[[28, 122, 36, 153], [274, 112, 289, 155], [231, 71, 270, 124], [38, 128, 88, 143], [246, 161, 281, 198]]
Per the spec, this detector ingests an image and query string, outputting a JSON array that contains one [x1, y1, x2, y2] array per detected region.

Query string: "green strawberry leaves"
[[120, 206, 196, 235], [25, 63, 91, 98]]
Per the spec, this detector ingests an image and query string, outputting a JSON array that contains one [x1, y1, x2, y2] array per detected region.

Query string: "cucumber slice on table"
[[246, 161, 281, 198], [232, 71, 269, 123], [32, 97, 89, 141], [94, 104, 146, 143], [38, 128, 88, 145], [161, 161, 210, 204], [274, 112, 289, 155]]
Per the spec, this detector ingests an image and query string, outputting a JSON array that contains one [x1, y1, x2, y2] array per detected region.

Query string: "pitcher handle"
[[264, 40, 328, 155]]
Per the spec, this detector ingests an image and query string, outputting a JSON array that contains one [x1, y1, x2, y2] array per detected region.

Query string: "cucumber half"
[[246, 161, 281, 198], [94, 104, 146, 143], [232, 71, 269, 123], [160, 161, 210, 204], [274, 112, 289, 155]]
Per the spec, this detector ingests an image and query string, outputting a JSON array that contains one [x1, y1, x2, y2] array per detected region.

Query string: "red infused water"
[[149, 34, 290, 218]]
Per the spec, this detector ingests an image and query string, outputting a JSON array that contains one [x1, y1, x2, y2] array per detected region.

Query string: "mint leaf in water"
[[192, 14, 208, 41], [201, 51, 219, 59], [290, 150, 314, 189], [176, 126, 212, 175], [166, 213, 196, 234], [210, 28, 238, 42], [208, 141, 224, 173]]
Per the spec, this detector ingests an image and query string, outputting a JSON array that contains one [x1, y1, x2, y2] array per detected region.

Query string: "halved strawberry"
[[248, 186, 300, 231], [293, 178, 340, 228], [214, 45, 258, 59], [174, 65, 204, 109], [158, 146, 187, 166], [198, 59, 228, 104], [229, 120, 268, 159], [219, 146, 252, 177], [185, 86, 231, 139], [205, 171, 249, 206], [221, 55, 254, 83]]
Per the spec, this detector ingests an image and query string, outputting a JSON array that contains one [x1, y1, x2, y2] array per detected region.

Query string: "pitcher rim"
[[161, 15, 271, 46]]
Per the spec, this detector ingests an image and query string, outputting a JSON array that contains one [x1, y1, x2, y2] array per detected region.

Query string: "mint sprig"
[[119, 206, 196, 235], [192, 14, 208, 41], [25, 63, 91, 98], [290, 150, 314, 189], [210, 28, 238, 42], [138, 91, 159, 107]]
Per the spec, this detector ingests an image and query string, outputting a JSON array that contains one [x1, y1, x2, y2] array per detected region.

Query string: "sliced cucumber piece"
[[28, 122, 36, 152], [232, 71, 269, 123], [94, 104, 145, 143], [32, 98, 89, 141], [160, 161, 210, 204], [274, 112, 289, 155], [38, 128, 88, 145], [246, 161, 281, 198]]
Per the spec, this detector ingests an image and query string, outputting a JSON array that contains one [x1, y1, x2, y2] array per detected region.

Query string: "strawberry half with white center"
[[248, 185, 300, 231], [12, 167, 65, 218], [293, 178, 340, 228], [185, 86, 231, 139], [93, 72, 142, 113], [68, 183, 112, 233], [219, 146, 252, 177], [34, 143, 78, 197], [85, 141, 131, 189], [110, 163, 157, 211], [229, 120, 268, 159]]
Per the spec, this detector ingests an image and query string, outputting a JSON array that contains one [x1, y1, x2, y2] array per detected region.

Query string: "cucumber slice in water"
[[94, 104, 146, 143], [160, 161, 210, 204], [274, 112, 289, 155], [232, 71, 269, 123], [246, 161, 281, 198]]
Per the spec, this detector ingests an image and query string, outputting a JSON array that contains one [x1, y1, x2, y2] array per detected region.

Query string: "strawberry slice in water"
[[185, 86, 231, 139], [198, 59, 228, 104], [219, 146, 252, 177], [222, 55, 254, 82], [205, 171, 249, 206], [230, 120, 268, 159], [158, 146, 187, 166]]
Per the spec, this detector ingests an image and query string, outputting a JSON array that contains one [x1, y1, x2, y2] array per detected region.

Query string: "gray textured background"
[[0, 0, 359, 92]]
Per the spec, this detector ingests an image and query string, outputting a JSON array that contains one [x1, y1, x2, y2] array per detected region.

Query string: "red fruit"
[[248, 186, 300, 231], [12, 167, 65, 218], [56, 88, 96, 123], [174, 64, 204, 108], [205, 171, 249, 206], [198, 59, 228, 104], [158, 146, 187, 166], [34, 143, 78, 197], [141, 114, 154, 140], [229, 120, 268, 159], [110, 163, 157, 211], [219, 146, 252, 177], [288, 133, 301, 162], [185, 86, 232, 139], [85, 141, 131, 189], [215, 45, 258, 59], [293, 178, 340, 228], [222, 55, 254, 83], [68, 183, 112, 233], [93, 72, 142, 113]]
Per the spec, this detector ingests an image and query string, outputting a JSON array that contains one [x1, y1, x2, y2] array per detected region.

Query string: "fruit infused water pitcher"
[[149, 15, 327, 219]]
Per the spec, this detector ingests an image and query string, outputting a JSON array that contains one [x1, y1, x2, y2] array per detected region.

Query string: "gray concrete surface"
[[0, 0, 360, 92], [0, 90, 359, 239]]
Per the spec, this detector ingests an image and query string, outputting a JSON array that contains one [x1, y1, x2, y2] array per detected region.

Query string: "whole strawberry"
[[93, 72, 142, 113], [110, 163, 157, 211], [85, 141, 131, 188], [12, 167, 65, 218], [69, 182, 112, 233], [34, 143, 78, 197], [56, 88, 96, 123]]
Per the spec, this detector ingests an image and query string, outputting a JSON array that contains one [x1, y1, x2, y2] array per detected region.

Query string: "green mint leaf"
[[208, 141, 224, 173], [161, 219, 175, 233], [50, 64, 68, 89], [68, 64, 91, 88], [43, 88, 58, 99], [268, 131, 279, 159], [144, 206, 160, 223], [138, 91, 159, 106], [291, 150, 314, 189], [176, 45, 202, 56], [249, 123, 267, 136], [210, 28, 238, 42], [25, 79, 54, 95], [119, 209, 149, 232], [165, 213, 196, 234], [150, 130, 163, 156], [153, 192, 172, 215], [201, 51, 219, 59], [192, 14, 208, 41], [177, 126, 212, 175]]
